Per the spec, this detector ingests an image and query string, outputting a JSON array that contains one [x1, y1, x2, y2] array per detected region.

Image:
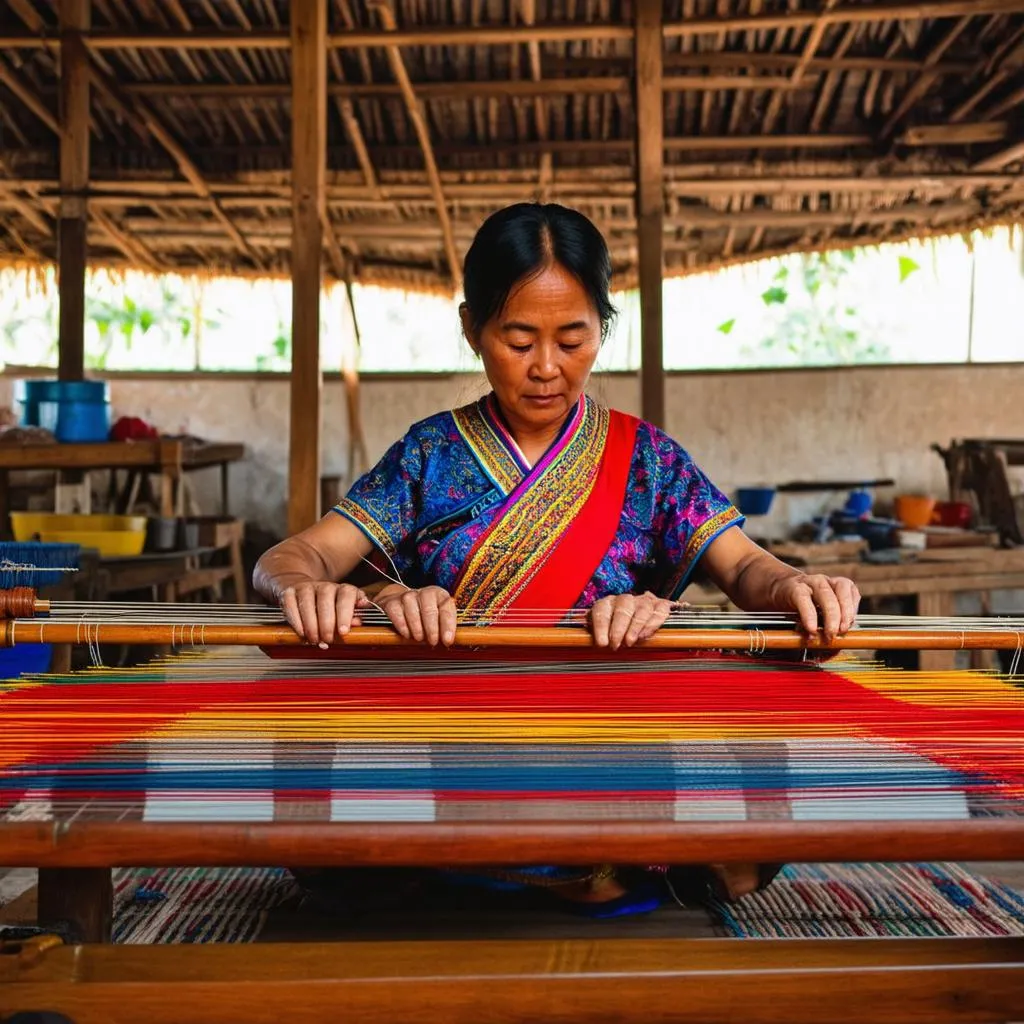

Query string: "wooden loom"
[[1, 590, 1024, 1023]]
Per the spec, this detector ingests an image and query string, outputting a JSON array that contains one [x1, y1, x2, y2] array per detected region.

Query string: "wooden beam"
[[0, 55, 60, 134], [3, 2, 1022, 50], [973, 139, 1024, 171], [368, 0, 461, 289], [669, 199, 980, 229], [634, 0, 664, 430], [57, 0, 89, 383], [879, 16, 973, 138], [83, 68, 261, 266], [897, 121, 1008, 145], [91, 207, 162, 271], [762, 0, 839, 136], [288, 0, 327, 536]]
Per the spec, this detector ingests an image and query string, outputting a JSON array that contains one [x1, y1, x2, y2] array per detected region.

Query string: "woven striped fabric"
[[2, 649, 1023, 824]]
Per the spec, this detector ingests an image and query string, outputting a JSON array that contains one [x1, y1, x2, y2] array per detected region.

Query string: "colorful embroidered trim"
[[451, 398, 525, 496], [666, 505, 744, 598], [333, 497, 397, 556]]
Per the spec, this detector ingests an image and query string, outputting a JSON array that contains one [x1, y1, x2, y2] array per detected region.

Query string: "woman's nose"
[[529, 345, 559, 379]]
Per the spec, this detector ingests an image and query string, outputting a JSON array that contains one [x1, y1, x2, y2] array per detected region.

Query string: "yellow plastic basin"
[[10, 513, 148, 557]]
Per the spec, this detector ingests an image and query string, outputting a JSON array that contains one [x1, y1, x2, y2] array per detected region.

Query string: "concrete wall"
[[3, 363, 1022, 541]]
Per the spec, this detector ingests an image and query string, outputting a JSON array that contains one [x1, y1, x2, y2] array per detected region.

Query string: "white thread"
[[360, 551, 408, 591], [1010, 631, 1023, 678]]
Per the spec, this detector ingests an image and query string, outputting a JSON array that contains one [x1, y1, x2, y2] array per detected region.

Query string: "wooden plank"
[[1, 819, 1022, 868], [2, 937, 1023, 1023], [287, 0, 326, 536], [634, 0, 664, 429], [57, 0, 90, 383], [0, 441, 160, 471]]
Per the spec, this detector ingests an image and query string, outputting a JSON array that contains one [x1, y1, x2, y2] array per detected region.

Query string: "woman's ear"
[[459, 303, 480, 356]]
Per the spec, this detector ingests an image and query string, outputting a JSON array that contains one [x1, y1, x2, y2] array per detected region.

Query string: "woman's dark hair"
[[462, 203, 617, 342]]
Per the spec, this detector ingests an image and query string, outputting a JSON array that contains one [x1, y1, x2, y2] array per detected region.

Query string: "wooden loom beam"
[[6, 618, 1024, 651], [2, 818, 1023, 868]]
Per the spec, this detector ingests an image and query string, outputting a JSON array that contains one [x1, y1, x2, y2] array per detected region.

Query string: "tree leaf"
[[716, 318, 736, 335], [761, 286, 788, 305], [138, 310, 155, 333], [773, 266, 789, 281], [898, 255, 920, 282]]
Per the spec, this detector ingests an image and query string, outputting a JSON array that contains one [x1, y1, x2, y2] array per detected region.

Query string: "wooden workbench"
[[0, 438, 244, 528]]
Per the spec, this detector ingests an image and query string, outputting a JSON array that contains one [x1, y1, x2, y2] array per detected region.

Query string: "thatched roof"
[[1, 0, 1023, 292]]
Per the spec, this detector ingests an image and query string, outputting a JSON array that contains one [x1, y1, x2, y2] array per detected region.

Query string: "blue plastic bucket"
[[37, 397, 111, 442], [15, 379, 110, 428]]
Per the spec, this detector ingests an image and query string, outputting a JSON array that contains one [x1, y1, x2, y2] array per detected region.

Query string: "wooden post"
[[288, 0, 327, 535], [38, 867, 112, 943], [634, 0, 664, 428], [57, 0, 90, 382]]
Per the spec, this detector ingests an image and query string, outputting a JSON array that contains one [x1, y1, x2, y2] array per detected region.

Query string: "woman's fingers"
[[790, 582, 820, 635], [418, 588, 443, 646], [437, 591, 457, 646], [589, 597, 614, 646], [608, 596, 636, 650], [835, 578, 861, 634], [280, 587, 304, 639], [637, 597, 673, 641], [334, 585, 362, 637], [623, 596, 657, 647], [808, 575, 842, 640], [401, 588, 425, 642]]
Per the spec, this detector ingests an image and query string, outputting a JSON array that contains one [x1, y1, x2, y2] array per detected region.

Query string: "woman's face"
[[462, 262, 602, 438]]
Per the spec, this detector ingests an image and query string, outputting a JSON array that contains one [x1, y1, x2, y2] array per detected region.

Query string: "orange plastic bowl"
[[894, 495, 936, 529]]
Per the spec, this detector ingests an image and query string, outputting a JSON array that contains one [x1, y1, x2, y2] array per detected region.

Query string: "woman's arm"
[[700, 526, 860, 640]]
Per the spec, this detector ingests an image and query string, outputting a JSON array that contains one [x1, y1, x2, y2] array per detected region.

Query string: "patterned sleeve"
[[647, 426, 744, 599], [332, 430, 422, 563]]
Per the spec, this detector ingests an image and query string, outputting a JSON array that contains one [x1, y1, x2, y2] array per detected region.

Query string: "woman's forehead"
[[500, 264, 596, 318]]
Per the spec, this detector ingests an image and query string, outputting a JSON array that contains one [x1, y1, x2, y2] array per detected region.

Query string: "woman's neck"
[[496, 401, 575, 467]]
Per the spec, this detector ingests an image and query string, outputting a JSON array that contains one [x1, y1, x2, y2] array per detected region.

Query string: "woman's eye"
[[509, 343, 531, 353]]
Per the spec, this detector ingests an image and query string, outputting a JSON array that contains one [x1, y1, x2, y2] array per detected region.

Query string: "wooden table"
[[0, 438, 244, 529]]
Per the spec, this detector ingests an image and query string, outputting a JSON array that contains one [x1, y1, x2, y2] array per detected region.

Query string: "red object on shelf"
[[109, 416, 159, 442]]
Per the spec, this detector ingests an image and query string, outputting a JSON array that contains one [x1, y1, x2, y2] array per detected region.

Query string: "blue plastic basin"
[[736, 487, 776, 516]]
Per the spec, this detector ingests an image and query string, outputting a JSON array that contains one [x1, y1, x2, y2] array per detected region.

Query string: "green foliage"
[[255, 319, 291, 371], [718, 247, 925, 367], [898, 255, 920, 282]]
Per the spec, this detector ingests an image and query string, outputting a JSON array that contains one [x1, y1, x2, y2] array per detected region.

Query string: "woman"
[[254, 202, 860, 914]]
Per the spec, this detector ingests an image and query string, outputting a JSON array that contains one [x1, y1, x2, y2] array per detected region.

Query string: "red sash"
[[506, 409, 637, 616]]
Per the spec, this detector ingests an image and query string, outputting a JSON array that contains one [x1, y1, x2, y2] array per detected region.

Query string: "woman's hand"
[[769, 573, 860, 641], [588, 591, 675, 649], [377, 584, 457, 646], [281, 581, 372, 648]]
